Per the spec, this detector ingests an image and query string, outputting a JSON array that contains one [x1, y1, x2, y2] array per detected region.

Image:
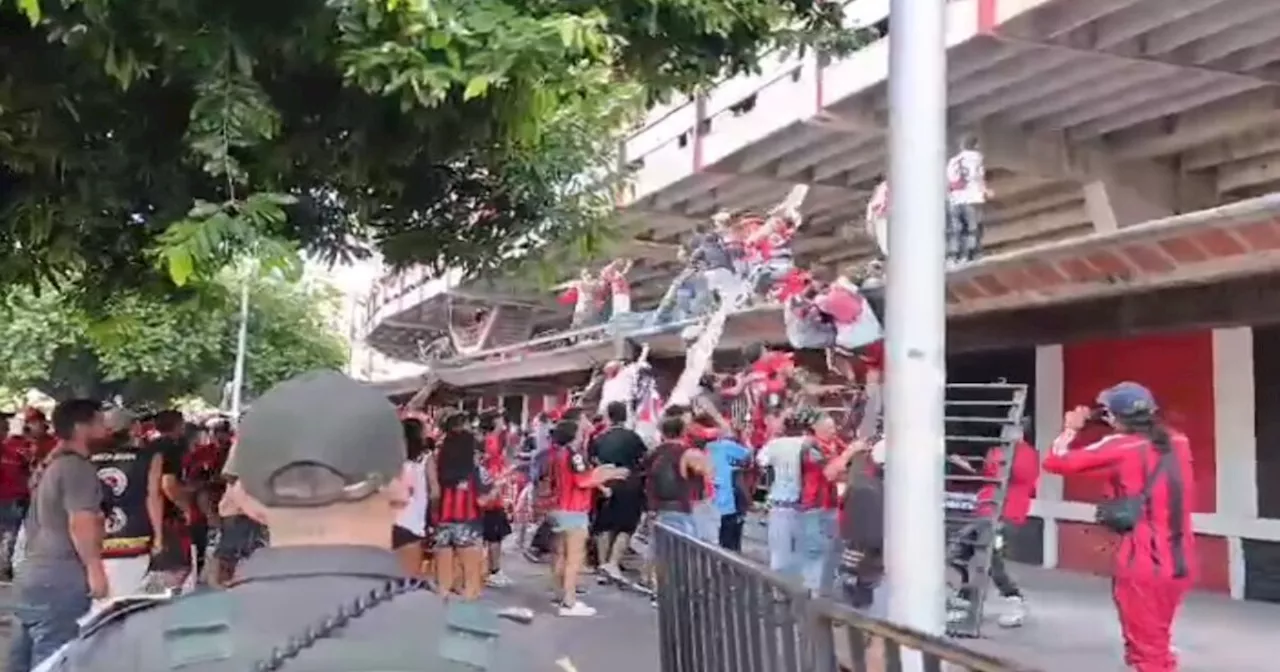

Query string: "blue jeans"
[[7, 583, 90, 672], [691, 499, 720, 544], [0, 502, 25, 574], [550, 510, 590, 533], [798, 509, 839, 594], [767, 505, 801, 578], [656, 510, 698, 538]]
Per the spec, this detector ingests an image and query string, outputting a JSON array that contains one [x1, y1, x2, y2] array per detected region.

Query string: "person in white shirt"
[[598, 345, 650, 418], [757, 419, 806, 578], [392, 419, 429, 576], [945, 134, 990, 264]]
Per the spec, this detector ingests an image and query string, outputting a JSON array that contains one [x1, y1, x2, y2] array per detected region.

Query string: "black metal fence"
[[653, 524, 1041, 672]]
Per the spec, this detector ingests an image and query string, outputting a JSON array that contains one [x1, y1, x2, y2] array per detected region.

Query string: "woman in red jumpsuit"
[[1043, 382, 1196, 672]]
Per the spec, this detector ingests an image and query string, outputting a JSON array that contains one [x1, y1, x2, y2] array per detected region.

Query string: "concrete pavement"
[[2, 549, 1276, 671]]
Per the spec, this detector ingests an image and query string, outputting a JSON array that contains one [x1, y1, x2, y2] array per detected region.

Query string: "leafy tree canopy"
[[1, 0, 860, 298], [0, 273, 349, 405]]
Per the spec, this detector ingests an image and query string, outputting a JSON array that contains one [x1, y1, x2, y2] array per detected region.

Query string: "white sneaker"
[[997, 596, 1027, 628], [558, 600, 597, 617], [486, 571, 514, 588], [600, 563, 624, 581]]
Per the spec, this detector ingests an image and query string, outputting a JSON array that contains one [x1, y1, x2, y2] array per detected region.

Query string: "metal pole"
[[229, 277, 251, 424], [884, 0, 948, 639]]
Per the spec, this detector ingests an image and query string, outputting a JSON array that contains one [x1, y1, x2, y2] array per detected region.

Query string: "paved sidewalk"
[[966, 564, 1279, 671], [2, 549, 1275, 671]]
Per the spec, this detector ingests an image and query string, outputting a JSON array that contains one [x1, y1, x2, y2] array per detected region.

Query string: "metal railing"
[[653, 524, 1041, 672]]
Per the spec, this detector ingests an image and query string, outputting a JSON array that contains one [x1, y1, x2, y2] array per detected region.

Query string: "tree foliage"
[[0, 274, 348, 404], [1, 0, 860, 298]]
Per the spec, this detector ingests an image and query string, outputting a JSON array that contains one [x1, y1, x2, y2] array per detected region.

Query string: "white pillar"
[[1034, 345, 1065, 569], [884, 0, 949, 637], [1212, 327, 1257, 599]]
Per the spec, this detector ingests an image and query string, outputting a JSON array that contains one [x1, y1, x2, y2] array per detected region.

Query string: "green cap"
[[232, 370, 406, 507]]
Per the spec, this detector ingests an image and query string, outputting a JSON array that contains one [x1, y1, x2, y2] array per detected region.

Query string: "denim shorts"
[[550, 510, 590, 533], [434, 521, 484, 549], [655, 510, 698, 538]]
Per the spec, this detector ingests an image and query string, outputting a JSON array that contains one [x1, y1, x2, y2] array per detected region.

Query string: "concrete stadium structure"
[[360, 0, 1280, 604]]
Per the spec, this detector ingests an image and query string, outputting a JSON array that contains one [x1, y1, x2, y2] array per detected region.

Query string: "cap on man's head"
[[232, 370, 406, 508], [104, 408, 136, 433], [1097, 381, 1157, 418]]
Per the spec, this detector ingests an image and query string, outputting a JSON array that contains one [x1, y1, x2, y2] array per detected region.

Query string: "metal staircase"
[[941, 381, 1030, 638]]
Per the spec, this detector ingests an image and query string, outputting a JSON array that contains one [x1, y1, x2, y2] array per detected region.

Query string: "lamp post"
[[884, 0, 949, 639], [229, 272, 251, 424]]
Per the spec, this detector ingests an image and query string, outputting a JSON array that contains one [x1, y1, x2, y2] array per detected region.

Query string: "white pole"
[[884, 0, 948, 639], [229, 277, 251, 424]]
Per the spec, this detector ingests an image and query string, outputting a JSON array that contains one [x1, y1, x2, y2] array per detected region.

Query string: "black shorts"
[[392, 525, 424, 549], [481, 509, 511, 543], [594, 488, 644, 535]]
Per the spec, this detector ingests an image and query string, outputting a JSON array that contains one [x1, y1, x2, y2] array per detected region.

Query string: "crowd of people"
[[2, 403, 257, 670], [0, 365, 1200, 672]]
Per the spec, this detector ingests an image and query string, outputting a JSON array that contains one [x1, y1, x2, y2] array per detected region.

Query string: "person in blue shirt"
[[702, 423, 753, 552]]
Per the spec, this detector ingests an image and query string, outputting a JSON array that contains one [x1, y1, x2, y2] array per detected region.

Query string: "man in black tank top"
[[644, 416, 711, 538], [91, 409, 164, 601]]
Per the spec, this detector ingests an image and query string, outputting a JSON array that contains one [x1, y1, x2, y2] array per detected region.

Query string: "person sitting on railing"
[[744, 201, 801, 302], [688, 217, 747, 310]]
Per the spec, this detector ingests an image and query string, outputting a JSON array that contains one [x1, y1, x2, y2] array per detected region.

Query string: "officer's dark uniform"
[[55, 371, 515, 671]]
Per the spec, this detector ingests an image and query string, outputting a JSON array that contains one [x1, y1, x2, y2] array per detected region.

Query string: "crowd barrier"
[[652, 524, 1041, 672]]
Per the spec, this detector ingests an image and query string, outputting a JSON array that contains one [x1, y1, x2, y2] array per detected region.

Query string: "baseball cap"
[[1097, 381, 1157, 418], [104, 408, 136, 433], [231, 370, 406, 507]]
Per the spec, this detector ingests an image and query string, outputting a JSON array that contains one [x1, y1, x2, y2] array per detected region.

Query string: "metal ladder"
[[941, 381, 1029, 638]]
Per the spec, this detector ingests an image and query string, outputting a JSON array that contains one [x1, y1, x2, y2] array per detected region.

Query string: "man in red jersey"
[[22, 409, 57, 464], [0, 414, 32, 580], [947, 419, 1040, 628], [477, 410, 514, 587], [547, 418, 627, 617]]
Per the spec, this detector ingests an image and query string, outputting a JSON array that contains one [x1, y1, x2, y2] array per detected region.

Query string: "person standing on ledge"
[[945, 133, 990, 265]]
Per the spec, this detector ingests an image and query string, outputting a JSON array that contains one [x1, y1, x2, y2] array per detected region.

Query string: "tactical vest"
[[92, 448, 154, 558]]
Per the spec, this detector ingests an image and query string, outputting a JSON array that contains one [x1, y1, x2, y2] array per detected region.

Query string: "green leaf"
[[462, 75, 490, 101], [16, 0, 41, 24], [188, 200, 222, 219], [167, 250, 195, 287]]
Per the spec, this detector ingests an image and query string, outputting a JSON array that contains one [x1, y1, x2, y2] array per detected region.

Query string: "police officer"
[[54, 371, 517, 671]]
